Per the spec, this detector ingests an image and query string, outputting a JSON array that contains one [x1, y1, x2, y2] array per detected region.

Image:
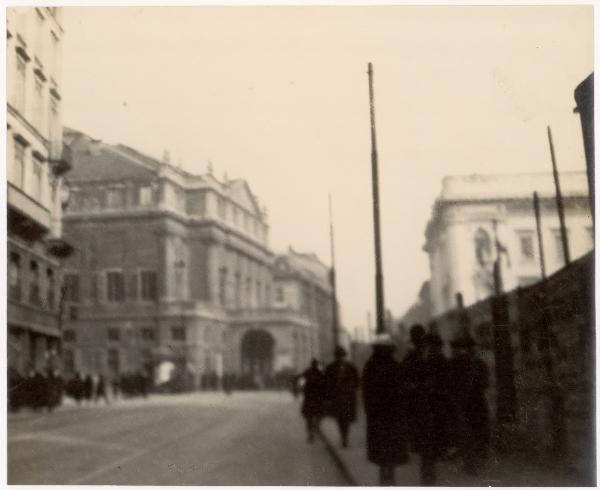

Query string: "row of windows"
[[63, 326, 190, 344], [216, 196, 265, 241], [64, 270, 158, 304], [68, 185, 154, 213], [11, 137, 57, 206], [9, 251, 56, 309], [218, 267, 271, 309]]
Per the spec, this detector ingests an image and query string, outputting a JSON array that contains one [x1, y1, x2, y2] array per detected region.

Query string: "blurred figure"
[[362, 334, 409, 485], [324, 346, 360, 449], [412, 333, 455, 485], [46, 370, 64, 412], [298, 359, 326, 443], [30, 370, 47, 411], [83, 374, 94, 405], [8, 366, 25, 412], [68, 372, 84, 406], [95, 374, 110, 405], [450, 335, 490, 475]]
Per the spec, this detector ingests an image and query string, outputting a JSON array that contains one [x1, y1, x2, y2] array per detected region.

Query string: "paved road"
[[8, 392, 347, 485]]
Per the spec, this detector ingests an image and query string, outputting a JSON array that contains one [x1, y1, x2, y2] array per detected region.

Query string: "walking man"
[[362, 333, 409, 485], [298, 359, 326, 443], [324, 346, 359, 448]]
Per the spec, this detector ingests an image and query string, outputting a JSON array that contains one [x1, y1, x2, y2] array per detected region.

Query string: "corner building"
[[61, 129, 337, 386], [7, 8, 72, 375]]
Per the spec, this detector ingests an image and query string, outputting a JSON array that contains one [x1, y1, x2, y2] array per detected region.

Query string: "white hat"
[[372, 333, 394, 346]]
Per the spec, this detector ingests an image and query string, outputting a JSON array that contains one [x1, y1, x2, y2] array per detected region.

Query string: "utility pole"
[[367, 62, 386, 335], [533, 192, 547, 279], [547, 126, 571, 265], [328, 194, 340, 353]]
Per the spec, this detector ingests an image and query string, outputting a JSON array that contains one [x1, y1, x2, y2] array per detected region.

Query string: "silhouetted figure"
[[450, 335, 490, 475], [46, 370, 63, 411], [95, 374, 110, 405], [324, 346, 360, 448], [112, 376, 120, 399], [362, 334, 409, 485], [8, 367, 25, 412], [30, 371, 47, 411], [403, 324, 428, 453], [68, 372, 84, 405], [299, 359, 326, 443], [83, 374, 94, 404], [412, 334, 455, 485]]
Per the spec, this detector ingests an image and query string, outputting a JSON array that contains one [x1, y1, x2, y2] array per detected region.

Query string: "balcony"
[[48, 141, 72, 177], [46, 237, 74, 258], [7, 183, 51, 241]]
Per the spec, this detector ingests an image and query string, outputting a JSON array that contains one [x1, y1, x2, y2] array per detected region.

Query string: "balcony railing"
[[48, 140, 72, 177]]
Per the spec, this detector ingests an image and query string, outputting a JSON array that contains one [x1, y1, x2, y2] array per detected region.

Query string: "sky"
[[60, 5, 593, 336]]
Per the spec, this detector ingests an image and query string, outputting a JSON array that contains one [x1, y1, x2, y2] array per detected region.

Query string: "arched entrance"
[[241, 330, 275, 378]]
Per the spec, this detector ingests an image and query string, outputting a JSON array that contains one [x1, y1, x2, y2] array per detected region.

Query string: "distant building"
[[7, 8, 73, 375], [60, 129, 337, 384], [424, 172, 593, 316]]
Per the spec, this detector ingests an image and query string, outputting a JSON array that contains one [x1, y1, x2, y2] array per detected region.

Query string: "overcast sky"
[[61, 5, 593, 336]]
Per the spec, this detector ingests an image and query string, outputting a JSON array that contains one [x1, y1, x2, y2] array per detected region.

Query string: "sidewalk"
[[318, 413, 579, 486]]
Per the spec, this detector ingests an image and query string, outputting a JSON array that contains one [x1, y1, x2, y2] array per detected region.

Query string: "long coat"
[[300, 366, 325, 418], [324, 360, 359, 423], [362, 350, 410, 466]]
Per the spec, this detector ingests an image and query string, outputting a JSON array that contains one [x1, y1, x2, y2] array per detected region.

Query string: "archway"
[[241, 330, 275, 379]]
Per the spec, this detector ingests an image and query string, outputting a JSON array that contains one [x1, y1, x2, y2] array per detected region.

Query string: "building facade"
[[424, 172, 593, 316], [7, 7, 72, 376], [61, 129, 337, 385]]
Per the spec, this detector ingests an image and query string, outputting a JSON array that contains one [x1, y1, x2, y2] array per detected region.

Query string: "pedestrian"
[[298, 359, 326, 443], [449, 335, 490, 475], [83, 374, 93, 405], [413, 333, 455, 485], [324, 345, 360, 449], [362, 333, 409, 485], [95, 374, 110, 405]]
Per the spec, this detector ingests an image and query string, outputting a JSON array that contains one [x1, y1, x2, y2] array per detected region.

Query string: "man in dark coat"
[[412, 333, 455, 485], [362, 333, 409, 485], [324, 345, 360, 448], [449, 335, 490, 475], [298, 359, 326, 443]]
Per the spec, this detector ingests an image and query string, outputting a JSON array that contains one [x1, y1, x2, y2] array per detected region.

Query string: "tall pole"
[[533, 192, 547, 279], [368, 62, 386, 335], [547, 126, 571, 265], [492, 219, 503, 295], [328, 194, 340, 353]]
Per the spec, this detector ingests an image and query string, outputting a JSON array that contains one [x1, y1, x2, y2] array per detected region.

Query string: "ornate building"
[[7, 7, 72, 376], [424, 172, 593, 316], [60, 129, 337, 385]]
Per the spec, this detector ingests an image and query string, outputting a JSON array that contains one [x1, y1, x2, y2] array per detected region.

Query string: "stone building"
[[424, 172, 593, 316], [60, 129, 337, 385], [7, 7, 72, 375]]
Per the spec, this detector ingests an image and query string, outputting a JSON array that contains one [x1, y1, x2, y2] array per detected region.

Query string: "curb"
[[316, 427, 359, 486]]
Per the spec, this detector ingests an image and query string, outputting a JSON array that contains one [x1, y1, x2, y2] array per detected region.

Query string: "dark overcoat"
[[300, 366, 325, 418], [324, 360, 359, 423], [362, 350, 410, 466]]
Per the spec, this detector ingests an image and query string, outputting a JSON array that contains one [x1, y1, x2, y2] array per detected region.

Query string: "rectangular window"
[[140, 270, 157, 301], [171, 326, 186, 341], [219, 268, 227, 306], [106, 271, 125, 302], [14, 140, 26, 189], [34, 77, 43, 130], [16, 55, 26, 112], [139, 186, 152, 206], [234, 272, 241, 308], [106, 188, 124, 209], [107, 328, 120, 341], [63, 329, 76, 342], [32, 155, 43, 200], [64, 273, 80, 303], [29, 260, 41, 305], [9, 252, 22, 301], [46, 268, 55, 309], [517, 230, 535, 261], [141, 327, 155, 341]]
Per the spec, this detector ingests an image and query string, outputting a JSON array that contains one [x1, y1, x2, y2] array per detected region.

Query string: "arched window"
[[474, 228, 492, 267]]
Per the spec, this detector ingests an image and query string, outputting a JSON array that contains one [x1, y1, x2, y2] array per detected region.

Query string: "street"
[[8, 392, 347, 485]]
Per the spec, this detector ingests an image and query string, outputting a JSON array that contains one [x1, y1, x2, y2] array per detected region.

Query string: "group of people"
[[65, 372, 111, 405], [296, 324, 490, 486], [8, 368, 64, 412]]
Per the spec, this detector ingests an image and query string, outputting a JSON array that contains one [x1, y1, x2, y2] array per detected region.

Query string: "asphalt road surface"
[[8, 391, 348, 485]]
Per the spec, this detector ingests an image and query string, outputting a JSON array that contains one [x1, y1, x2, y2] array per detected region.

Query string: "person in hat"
[[362, 333, 409, 485], [449, 335, 490, 475], [324, 345, 360, 448], [412, 333, 455, 485], [297, 358, 326, 443]]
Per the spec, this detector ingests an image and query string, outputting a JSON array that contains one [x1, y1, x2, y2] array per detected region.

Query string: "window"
[[63, 329, 76, 342], [107, 328, 120, 341], [265, 284, 271, 307], [246, 277, 252, 307], [140, 270, 157, 301], [16, 55, 26, 112], [474, 228, 492, 266], [63, 349, 75, 372], [32, 155, 43, 199], [46, 268, 55, 309], [141, 327, 155, 341], [9, 252, 22, 301], [64, 273, 80, 302], [49, 96, 59, 142], [517, 230, 535, 261], [139, 186, 152, 206], [171, 327, 186, 341], [106, 271, 125, 302], [219, 267, 227, 306], [217, 197, 226, 219], [29, 261, 41, 305], [14, 140, 26, 189], [106, 188, 124, 209], [234, 272, 241, 308], [256, 280, 262, 308], [34, 77, 43, 129]]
